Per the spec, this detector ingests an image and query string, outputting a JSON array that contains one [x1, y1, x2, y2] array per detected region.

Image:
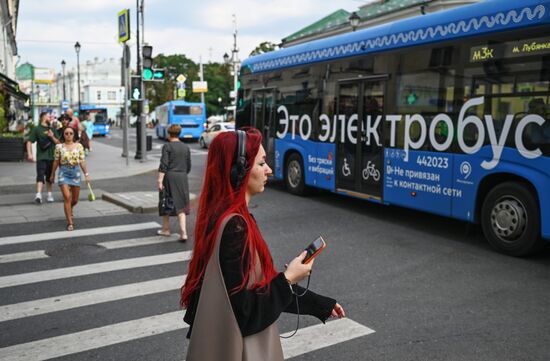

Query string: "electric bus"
[[79, 105, 110, 136], [237, 0, 550, 256], [155, 100, 207, 140]]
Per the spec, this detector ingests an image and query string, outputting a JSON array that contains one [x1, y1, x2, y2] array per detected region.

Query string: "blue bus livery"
[[79, 105, 109, 136], [237, 0, 550, 256], [155, 100, 206, 140]]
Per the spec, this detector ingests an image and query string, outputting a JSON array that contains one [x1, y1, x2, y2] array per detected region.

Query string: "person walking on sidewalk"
[[26, 112, 61, 204], [49, 126, 90, 231], [82, 113, 94, 152], [157, 124, 191, 241], [181, 129, 345, 361]]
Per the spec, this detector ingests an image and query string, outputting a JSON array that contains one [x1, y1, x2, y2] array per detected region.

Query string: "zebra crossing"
[[0, 220, 375, 360]]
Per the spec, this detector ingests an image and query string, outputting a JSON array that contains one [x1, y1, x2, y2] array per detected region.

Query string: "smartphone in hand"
[[302, 236, 327, 264]]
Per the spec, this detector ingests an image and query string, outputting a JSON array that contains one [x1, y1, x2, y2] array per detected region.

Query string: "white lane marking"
[[0, 222, 161, 246], [0, 311, 187, 361], [0, 315, 374, 361], [282, 318, 375, 359], [0, 275, 186, 322], [98, 234, 180, 249], [0, 234, 180, 264], [0, 251, 192, 289], [0, 250, 48, 264]]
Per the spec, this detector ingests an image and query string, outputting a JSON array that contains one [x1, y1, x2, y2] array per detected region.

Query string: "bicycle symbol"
[[342, 158, 351, 177], [362, 161, 380, 181]]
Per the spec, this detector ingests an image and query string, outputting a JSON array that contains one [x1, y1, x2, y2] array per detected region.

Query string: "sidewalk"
[[0, 141, 159, 187], [0, 189, 128, 224]]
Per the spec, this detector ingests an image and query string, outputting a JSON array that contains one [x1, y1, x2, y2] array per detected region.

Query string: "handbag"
[[87, 182, 96, 201], [186, 214, 283, 361], [37, 136, 52, 150], [160, 188, 176, 214]]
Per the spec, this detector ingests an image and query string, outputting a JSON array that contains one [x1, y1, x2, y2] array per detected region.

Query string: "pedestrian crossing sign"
[[118, 9, 130, 43]]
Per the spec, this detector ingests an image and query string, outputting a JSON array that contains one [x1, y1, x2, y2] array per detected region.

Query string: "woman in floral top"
[[50, 126, 90, 231]]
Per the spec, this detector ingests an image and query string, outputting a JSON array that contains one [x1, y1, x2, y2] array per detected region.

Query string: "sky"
[[16, 0, 373, 73]]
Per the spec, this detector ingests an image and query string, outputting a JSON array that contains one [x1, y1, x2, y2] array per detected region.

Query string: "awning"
[[0, 72, 29, 101]]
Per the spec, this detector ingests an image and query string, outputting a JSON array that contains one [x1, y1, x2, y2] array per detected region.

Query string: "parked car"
[[199, 122, 235, 148]]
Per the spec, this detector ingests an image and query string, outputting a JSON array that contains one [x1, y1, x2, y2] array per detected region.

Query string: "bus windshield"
[[174, 105, 202, 115]]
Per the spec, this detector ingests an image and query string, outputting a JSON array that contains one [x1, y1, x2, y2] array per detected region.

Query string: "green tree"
[[249, 41, 279, 57], [145, 54, 232, 117]]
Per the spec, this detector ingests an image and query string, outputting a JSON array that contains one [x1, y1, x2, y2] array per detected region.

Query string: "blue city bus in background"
[[155, 100, 207, 140], [237, 0, 550, 256], [79, 105, 110, 136]]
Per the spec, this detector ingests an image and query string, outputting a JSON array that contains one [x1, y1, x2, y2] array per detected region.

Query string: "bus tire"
[[481, 182, 543, 256], [285, 153, 306, 195], [199, 137, 206, 149]]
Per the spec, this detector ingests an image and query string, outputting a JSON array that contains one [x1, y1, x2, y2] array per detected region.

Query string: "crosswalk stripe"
[[281, 318, 375, 359], [0, 275, 185, 322], [98, 234, 180, 249], [0, 251, 191, 289], [0, 313, 372, 361], [0, 234, 180, 263], [0, 250, 48, 264], [0, 222, 161, 246], [0, 311, 186, 361]]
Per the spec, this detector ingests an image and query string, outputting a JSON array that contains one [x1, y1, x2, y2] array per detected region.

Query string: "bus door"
[[252, 88, 276, 167], [336, 77, 386, 200]]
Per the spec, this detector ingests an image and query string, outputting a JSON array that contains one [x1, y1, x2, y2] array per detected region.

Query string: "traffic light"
[[130, 76, 142, 101], [152, 68, 165, 80], [142, 45, 153, 80]]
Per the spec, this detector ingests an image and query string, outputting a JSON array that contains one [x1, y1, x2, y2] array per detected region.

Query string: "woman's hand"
[[85, 174, 91, 183], [330, 303, 346, 319], [158, 181, 164, 191], [283, 251, 313, 284], [49, 176, 55, 184]]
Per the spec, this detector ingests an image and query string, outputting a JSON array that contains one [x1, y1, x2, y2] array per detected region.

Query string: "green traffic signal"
[[143, 68, 153, 80]]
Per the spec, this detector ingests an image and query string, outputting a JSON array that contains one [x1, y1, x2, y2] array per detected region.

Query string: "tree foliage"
[[249, 41, 279, 57], [144, 54, 233, 117]]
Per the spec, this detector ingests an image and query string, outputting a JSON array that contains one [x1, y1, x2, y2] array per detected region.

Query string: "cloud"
[[16, 0, 362, 70]]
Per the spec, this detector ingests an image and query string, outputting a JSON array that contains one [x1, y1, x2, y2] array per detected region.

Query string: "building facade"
[[0, 0, 26, 132], [54, 57, 124, 121]]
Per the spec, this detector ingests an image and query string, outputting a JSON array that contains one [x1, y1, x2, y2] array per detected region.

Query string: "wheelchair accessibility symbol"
[[342, 158, 351, 177]]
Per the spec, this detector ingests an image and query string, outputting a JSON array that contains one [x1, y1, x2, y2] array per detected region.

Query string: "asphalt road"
[[1, 129, 549, 360]]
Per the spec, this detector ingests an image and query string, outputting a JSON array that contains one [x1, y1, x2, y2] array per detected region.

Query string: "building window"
[[97, 90, 102, 101], [108, 91, 116, 100]]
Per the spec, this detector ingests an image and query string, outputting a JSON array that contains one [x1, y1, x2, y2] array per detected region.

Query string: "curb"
[[102, 191, 197, 214], [101, 192, 157, 214]]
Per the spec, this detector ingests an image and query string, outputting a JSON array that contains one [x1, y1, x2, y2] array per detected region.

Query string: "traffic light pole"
[[135, 0, 146, 160]]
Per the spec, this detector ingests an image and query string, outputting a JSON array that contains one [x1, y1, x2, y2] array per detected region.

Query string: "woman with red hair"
[[182, 128, 345, 360]]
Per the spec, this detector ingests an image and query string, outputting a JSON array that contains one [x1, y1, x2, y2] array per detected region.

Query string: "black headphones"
[[230, 130, 248, 189]]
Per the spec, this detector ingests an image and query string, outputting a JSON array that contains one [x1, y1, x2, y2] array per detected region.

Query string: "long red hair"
[[180, 128, 277, 308]]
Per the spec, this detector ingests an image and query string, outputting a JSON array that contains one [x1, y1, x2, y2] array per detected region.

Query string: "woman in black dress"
[[157, 124, 191, 241]]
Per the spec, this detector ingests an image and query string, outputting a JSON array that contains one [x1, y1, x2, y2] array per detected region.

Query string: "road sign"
[[61, 100, 69, 110], [118, 9, 130, 43], [192, 81, 208, 93], [176, 74, 186, 83], [177, 88, 186, 98]]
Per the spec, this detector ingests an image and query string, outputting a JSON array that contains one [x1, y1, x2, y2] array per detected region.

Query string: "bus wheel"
[[199, 137, 206, 149], [285, 153, 305, 195], [481, 182, 542, 256]]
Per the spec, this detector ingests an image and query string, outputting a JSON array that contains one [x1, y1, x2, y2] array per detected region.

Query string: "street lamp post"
[[74, 42, 81, 113], [61, 59, 66, 101], [223, 14, 239, 121], [349, 12, 360, 32]]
